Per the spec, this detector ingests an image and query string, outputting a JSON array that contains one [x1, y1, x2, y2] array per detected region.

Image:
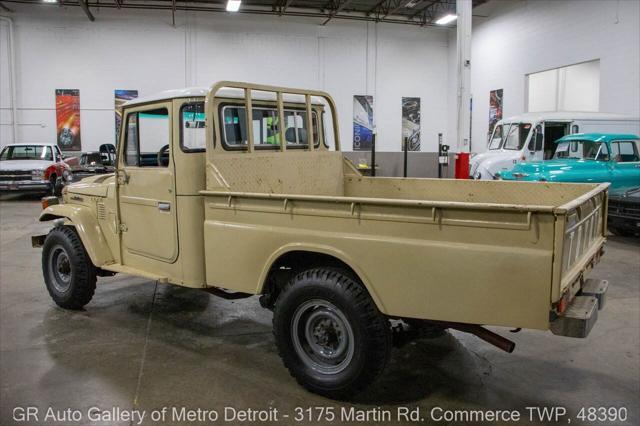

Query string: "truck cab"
[[470, 112, 640, 180]]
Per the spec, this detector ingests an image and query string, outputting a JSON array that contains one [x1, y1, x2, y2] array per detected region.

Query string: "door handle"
[[158, 202, 171, 212]]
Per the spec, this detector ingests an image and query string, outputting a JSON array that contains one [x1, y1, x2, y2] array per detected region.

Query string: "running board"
[[100, 264, 169, 284]]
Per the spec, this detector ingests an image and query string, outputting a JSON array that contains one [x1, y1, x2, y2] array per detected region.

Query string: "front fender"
[[39, 204, 114, 267]]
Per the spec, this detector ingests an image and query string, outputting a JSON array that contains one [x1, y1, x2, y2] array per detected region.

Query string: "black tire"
[[42, 226, 96, 309], [273, 268, 391, 399], [48, 175, 57, 197], [608, 225, 633, 237]]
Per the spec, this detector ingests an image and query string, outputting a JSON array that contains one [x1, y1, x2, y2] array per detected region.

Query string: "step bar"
[[550, 279, 608, 338]]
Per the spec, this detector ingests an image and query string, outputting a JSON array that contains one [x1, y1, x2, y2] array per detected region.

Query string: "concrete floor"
[[0, 196, 638, 426]]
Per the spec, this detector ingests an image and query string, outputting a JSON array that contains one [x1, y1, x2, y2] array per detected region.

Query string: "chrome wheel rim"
[[291, 299, 354, 375], [49, 245, 72, 293]]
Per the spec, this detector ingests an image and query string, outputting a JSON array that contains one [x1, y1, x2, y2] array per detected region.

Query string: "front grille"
[[0, 170, 32, 182], [0, 170, 31, 176], [609, 199, 640, 219]]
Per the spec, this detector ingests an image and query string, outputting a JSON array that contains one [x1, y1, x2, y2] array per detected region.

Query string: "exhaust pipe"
[[424, 320, 516, 353]]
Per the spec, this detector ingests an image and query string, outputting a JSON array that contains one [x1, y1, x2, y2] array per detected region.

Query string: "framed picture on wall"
[[55, 89, 82, 152], [402, 97, 420, 151], [353, 95, 374, 151], [488, 89, 503, 137]]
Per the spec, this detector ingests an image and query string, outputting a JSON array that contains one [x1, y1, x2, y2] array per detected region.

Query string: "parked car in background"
[[0, 143, 73, 196], [498, 133, 640, 190], [470, 112, 640, 180], [70, 144, 116, 180], [607, 188, 640, 237], [499, 133, 640, 236]]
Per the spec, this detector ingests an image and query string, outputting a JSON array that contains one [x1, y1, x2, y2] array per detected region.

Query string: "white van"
[[469, 112, 640, 179]]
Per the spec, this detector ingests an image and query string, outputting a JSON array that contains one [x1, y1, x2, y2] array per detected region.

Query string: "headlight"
[[62, 169, 73, 182], [31, 170, 44, 180]]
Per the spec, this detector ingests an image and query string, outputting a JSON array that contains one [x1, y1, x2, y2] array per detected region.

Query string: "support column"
[[456, 0, 472, 153]]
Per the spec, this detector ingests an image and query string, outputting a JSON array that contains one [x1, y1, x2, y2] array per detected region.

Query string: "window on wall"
[[124, 108, 170, 167], [526, 60, 600, 113]]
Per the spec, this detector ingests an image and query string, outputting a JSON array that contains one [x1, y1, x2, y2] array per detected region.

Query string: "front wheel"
[[42, 226, 96, 309], [273, 268, 391, 399]]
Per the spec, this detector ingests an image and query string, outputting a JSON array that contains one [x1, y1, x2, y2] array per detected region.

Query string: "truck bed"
[[201, 151, 607, 330]]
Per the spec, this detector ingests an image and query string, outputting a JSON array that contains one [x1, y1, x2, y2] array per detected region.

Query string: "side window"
[[181, 103, 206, 152], [54, 146, 63, 160], [124, 108, 170, 167], [125, 113, 139, 166], [527, 125, 543, 151], [571, 124, 579, 134], [611, 140, 640, 163]]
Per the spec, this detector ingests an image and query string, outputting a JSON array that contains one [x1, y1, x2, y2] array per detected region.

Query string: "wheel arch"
[[258, 244, 386, 313], [39, 204, 114, 267]]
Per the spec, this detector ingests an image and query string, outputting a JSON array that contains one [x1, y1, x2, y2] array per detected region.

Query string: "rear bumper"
[[0, 180, 51, 192], [550, 278, 609, 338]]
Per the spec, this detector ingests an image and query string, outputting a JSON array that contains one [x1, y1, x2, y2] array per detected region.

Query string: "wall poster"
[[488, 89, 503, 137], [353, 95, 374, 151], [115, 89, 139, 143], [401, 97, 420, 151], [55, 89, 82, 151]]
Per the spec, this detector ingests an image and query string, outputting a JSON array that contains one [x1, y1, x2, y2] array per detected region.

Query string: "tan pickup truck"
[[33, 82, 609, 399]]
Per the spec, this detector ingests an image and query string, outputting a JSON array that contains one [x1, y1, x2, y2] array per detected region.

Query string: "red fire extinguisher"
[[454, 152, 470, 179]]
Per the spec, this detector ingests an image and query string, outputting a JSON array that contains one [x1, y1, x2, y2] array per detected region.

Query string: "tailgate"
[[552, 184, 608, 302]]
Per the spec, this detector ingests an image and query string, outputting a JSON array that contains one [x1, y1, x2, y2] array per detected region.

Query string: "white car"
[[0, 143, 73, 196]]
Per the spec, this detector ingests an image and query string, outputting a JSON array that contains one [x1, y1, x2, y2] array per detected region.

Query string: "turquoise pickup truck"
[[499, 133, 640, 193]]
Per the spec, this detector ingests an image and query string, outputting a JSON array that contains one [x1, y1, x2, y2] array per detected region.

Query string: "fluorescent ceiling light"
[[435, 14, 457, 25], [226, 0, 241, 12], [43, 0, 58, 3]]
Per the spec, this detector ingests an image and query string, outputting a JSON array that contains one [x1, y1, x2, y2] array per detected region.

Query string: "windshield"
[[488, 124, 504, 150], [554, 140, 608, 160], [0, 145, 53, 161], [503, 123, 533, 150]]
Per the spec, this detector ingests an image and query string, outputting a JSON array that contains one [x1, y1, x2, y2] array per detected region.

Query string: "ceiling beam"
[[113, 0, 120, 9], [171, 0, 175, 26], [382, 0, 415, 19], [365, 0, 388, 16], [321, 0, 354, 25], [408, 0, 438, 20], [280, 0, 294, 15], [77, 0, 95, 21]]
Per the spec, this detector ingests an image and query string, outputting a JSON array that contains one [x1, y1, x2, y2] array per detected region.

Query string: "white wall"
[[463, 0, 640, 152], [0, 6, 452, 153]]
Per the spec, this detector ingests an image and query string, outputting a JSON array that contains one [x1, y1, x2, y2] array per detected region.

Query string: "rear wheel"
[[42, 226, 96, 309], [273, 268, 391, 399]]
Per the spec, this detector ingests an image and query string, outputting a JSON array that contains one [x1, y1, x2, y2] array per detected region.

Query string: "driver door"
[[117, 103, 179, 264]]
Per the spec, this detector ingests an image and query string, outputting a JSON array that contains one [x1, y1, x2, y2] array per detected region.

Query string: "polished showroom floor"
[[1, 197, 638, 425]]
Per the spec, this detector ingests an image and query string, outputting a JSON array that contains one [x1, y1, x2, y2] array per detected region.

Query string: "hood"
[[501, 159, 608, 181], [0, 159, 51, 171], [66, 173, 114, 198], [610, 187, 640, 200], [471, 150, 519, 178]]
